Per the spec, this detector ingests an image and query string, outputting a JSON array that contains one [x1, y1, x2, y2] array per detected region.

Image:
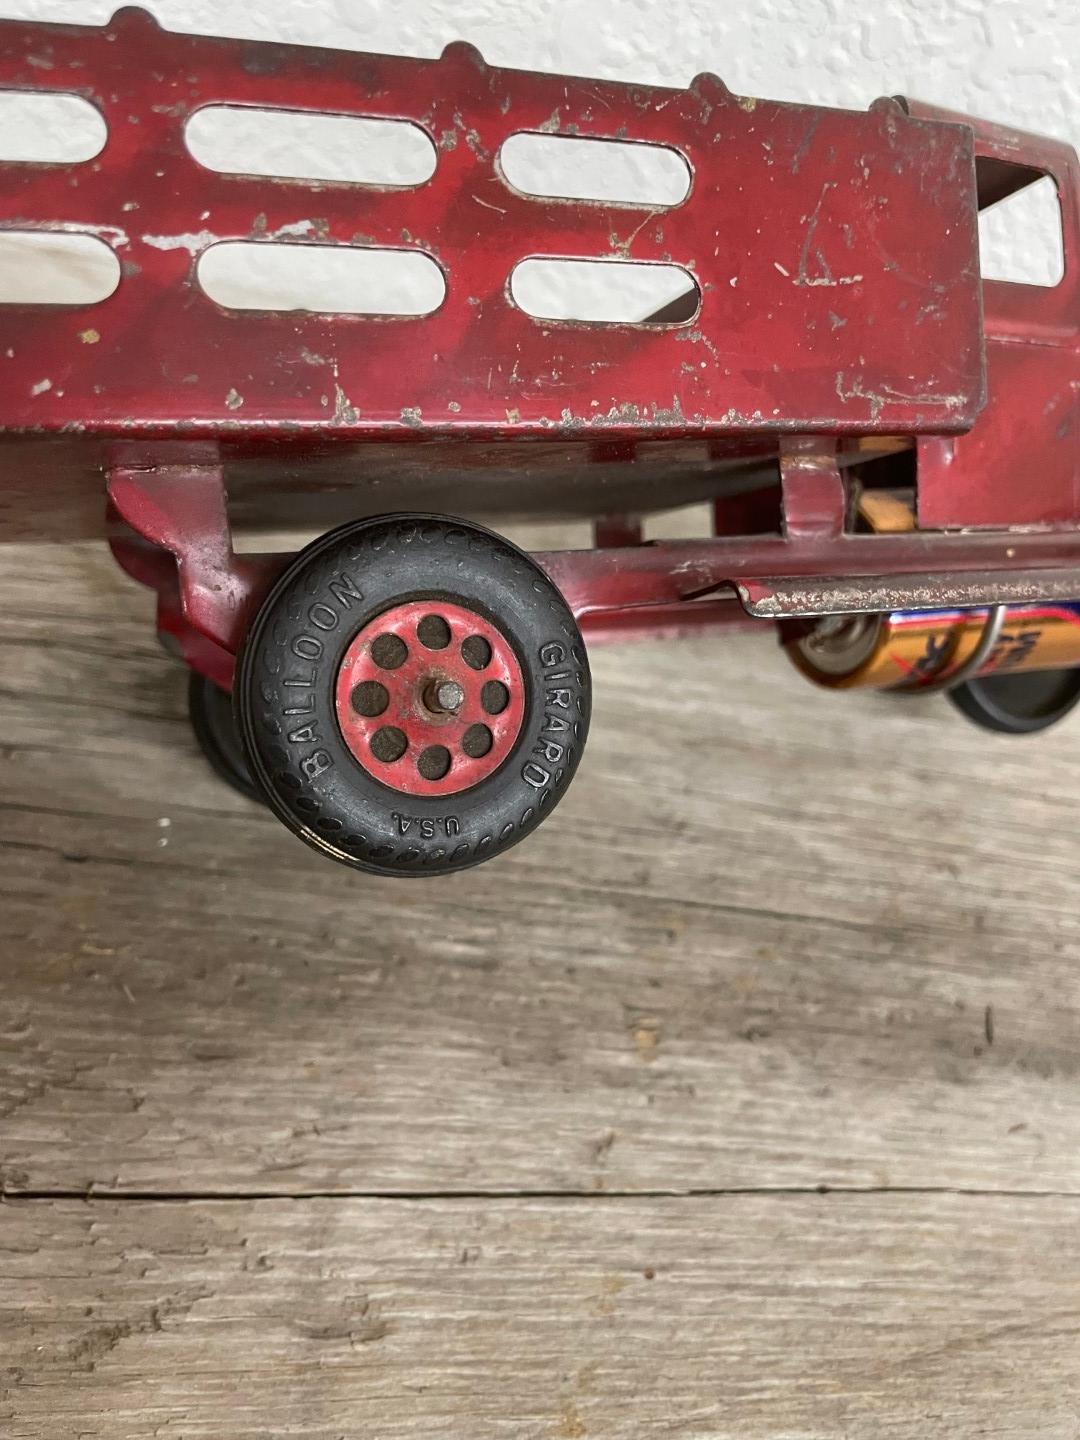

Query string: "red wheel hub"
[[334, 600, 526, 797]]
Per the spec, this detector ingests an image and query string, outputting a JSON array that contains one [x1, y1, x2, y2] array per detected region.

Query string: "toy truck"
[[1, 8, 1077, 874]]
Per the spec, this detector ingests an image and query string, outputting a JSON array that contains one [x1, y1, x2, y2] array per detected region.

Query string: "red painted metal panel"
[[918, 340, 1079, 529], [905, 98, 1080, 344], [0, 7, 983, 441], [905, 101, 1079, 530]]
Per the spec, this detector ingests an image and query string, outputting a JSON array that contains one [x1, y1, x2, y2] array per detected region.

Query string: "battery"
[[787, 602, 1080, 691]]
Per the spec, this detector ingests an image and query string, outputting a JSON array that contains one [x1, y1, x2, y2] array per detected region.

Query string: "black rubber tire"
[[948, 667, 1080, 735], [188, 671, 260, 802], [234, 513, 591, 875]]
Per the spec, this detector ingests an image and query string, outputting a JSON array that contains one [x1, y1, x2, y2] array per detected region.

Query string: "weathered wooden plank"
[[4, 1193, 1080, 1439], [3, 536, 1080, 1194]]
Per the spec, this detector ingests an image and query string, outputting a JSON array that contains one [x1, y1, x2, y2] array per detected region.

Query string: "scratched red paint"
[[1, 8, 1079, 687], [904, 102, 1080, 530], [0, 6, 985, 440]]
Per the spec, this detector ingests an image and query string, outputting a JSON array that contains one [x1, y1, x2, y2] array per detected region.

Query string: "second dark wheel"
[[948, 667, 1080, 734], [234, 513, 591, 876], [188, 670, 260, 802]]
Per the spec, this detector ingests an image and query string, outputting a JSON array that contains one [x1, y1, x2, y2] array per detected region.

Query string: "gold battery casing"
[[789, 604, 1080, 691]]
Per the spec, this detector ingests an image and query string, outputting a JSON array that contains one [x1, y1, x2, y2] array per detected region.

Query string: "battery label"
[[790, 602, 1080, 691]]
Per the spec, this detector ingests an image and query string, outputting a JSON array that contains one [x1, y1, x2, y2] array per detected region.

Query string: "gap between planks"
[[6, 1185, 1080, 1203]]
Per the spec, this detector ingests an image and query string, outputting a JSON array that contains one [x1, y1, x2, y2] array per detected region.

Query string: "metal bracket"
[[107, 455, 281, 689], [779, 436, 847, 540]]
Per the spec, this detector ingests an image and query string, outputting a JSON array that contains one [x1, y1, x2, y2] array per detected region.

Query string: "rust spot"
[[632, 1018, 660, 1061], [556, 1404, 587, 1439]]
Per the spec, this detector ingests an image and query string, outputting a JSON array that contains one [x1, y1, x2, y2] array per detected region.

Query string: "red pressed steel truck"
[[0, 8, 1077, 873]]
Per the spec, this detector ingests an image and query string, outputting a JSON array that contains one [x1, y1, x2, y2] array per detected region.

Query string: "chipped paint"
[[2, 11, 988, 451], [46, 221, 130, 248], [224, 388, 244, 410], [800, 273, 864, 288], [333, 384, 360, 424], [141, 229, 218, 254], [649, 396, 689, 426], [78, 328, 100, 345], [267, 219, 317, 241], [452, 108, 488, 158], [835, 371, 968, 420]]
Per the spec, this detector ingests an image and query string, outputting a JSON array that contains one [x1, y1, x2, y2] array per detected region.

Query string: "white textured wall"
[[0, 0, 1076, 302]]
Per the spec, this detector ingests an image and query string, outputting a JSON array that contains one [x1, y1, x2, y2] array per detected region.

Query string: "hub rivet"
[[425, 679, 466, 714]]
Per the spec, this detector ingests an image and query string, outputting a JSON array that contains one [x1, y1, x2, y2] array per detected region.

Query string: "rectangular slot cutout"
[[979, 172, 1065, 287], [0, 91, 106, 163], [643, 502, 716, 541], [186, 107, 437, 188], [197, 241, 445, 315], [499, 133, 690, 208], [0, 230, 120, 304], [510, 257, 698, 325]]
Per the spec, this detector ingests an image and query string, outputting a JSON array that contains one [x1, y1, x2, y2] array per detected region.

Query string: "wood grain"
[[4, 527, 1080, 1436], [3, 535, 1080, 1197], [4, 1192, 1080, 1439]]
